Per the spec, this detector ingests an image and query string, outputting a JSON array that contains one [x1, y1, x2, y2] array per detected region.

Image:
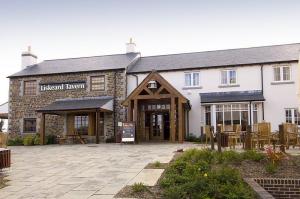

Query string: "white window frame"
[[272, 65, 292, 82], [285, 108, 300, 125], [184, 72, 200, 87], [220, 69, 237, 85]]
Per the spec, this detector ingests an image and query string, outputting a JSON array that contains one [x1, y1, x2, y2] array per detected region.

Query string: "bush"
[[161, 149, 255, 199], [242, 150, 265, 162], [131, 182, 147, 193], [7, 136, 24, 146], [23, 135, 34, 146], [154, 161, 161, 168], [185, 134, 201, 142], [265, 162, 277, 174], [46, 134, 57, 144]]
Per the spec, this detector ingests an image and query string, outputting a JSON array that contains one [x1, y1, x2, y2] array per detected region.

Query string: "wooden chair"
[[0, 132, 8, 148], [228, 125, 241, 149], [283, 123, 298, 149], [252, 122, 271, 149], [204, 125, 213, 145]]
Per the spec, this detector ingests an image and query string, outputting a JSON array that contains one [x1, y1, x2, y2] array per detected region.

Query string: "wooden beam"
[[136, 94, 173, 100], [144, 87, 154, 96], [40, 113, 46, 145], [170, 97, 176, 142], [134, 99, 138, 142], [127, 100, 132, 121], [95, 111, 100, 144], [178, 99, 183, 143]]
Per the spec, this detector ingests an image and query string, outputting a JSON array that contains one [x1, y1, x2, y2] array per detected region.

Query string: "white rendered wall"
[[263, 62, 299, 131], [127, 65, 263, 137]]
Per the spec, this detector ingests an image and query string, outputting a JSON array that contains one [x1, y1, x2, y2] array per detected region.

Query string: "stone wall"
[[8, 70, 126, 141]]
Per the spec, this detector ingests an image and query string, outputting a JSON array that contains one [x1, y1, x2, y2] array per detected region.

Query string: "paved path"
[[0, 143, 197, 199]]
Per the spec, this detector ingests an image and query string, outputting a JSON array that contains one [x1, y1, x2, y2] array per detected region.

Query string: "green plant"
[[265, 162, 277, 174], [7, 136, 24, 146], [23, 135, 34, 146], [266, 147, 286, 165], [154, 161, 161, 168], [131, 182, 147, 193], [242, 150, 265, 162], [46, 134, 57, 144], [33, 134, 40, 145], [185, 135, 201, 142]]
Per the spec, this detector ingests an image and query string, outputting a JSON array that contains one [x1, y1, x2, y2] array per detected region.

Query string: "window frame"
[[24, 80, 37, 96], [272, 65, 292, 82], [74, 115, 89, 135], [23, 118, 37, 133], [90, 75, 105, 91], [220, 69, 237, 85], [285, 108, 300, 125], [184, 72, 200, 87]]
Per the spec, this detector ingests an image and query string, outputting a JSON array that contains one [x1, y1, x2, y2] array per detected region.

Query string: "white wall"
[[263, 62, 299, 131]]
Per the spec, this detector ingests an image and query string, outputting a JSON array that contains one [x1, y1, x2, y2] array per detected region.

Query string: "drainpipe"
[[113, 71, 117, 138], [132, 74, 139, 87], [260, 65, 265, 120]]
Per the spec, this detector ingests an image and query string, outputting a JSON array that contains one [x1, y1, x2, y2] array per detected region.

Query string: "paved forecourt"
[[0, 143, 197, 199]]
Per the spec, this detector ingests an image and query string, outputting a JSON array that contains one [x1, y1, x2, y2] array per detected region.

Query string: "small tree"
[[0, 119, 4, 132]]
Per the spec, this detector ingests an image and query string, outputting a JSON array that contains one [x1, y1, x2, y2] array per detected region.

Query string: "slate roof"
[[37, 96, 113, 112], [9, 53, 140, 77], [128, 43, 300, 73], [200, 90, 265, 103]]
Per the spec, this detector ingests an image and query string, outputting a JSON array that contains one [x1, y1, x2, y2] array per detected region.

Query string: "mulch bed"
[[144, 163, 169, 169], [232, 155, 300, 178]]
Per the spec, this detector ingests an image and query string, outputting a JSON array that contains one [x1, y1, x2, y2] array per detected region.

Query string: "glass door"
[[150, 113, 164, 141]]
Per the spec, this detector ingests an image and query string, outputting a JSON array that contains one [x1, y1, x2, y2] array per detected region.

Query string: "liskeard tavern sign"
[[40, 81, 86, 92]]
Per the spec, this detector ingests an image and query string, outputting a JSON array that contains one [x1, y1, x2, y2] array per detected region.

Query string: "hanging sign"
[[121, 122, 135, 142], [39, 81, 86, 92]]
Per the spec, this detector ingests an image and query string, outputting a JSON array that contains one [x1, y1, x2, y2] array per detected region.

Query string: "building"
[[0, 102, 8, 132], [7, 42, 300, 143]]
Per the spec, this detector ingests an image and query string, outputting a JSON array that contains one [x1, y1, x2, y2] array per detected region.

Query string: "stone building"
[[8, 42, 139, 143]]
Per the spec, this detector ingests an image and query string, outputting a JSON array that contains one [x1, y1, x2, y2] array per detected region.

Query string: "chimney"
[[126, 38, 136, 53], [21, 46, 37, 69]]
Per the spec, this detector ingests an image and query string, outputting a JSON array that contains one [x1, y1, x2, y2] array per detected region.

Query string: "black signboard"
[[121, 122, 135, 142], [39, 81, 86, 92]]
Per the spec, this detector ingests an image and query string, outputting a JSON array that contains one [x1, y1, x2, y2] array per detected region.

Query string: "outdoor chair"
[[252, 122, 271, 149], [204, 125, 213, 145], [283, 123, 298, 149], [228, 124, 241, 149], [0, 132, 8, 148]]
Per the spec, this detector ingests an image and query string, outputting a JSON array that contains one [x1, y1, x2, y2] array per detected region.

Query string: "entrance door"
[[150, 113, 164, 141]]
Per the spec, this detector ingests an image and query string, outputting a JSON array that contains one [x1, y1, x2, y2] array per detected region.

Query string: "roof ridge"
[[44, 52, 140, 62], [140, 43, 300, 59]]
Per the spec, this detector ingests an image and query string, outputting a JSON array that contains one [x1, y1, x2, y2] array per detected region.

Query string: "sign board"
[[121, 122, 135, 142], [39, 81, 86, 92]]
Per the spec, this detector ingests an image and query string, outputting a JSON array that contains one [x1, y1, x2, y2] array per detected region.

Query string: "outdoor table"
[[0, 148, 11, 169]]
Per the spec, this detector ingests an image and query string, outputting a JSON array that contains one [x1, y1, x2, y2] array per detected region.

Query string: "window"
[[24, 80, 37, 96], [24, 118, 36, 133], [285, 109, 300, 125], [184, 72, 199, 87], [221, 70, 237, 85], [74, 115, 89, 135], [205, 106, 211, 125], [90, 76, 105, 91], [273, 66, 291, 82]]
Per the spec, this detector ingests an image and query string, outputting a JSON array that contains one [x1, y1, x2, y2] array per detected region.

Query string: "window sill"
[[182, 86, 203, 90], [218, 84, 240, 88], [270, 81, 294, 85]]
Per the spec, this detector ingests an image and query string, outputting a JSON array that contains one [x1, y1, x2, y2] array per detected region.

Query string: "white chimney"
[[21, 46, 37, 69], [126, 38, 136, 53]]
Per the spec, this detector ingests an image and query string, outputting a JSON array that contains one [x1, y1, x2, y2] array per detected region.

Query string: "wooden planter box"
[[0, 148, 11, 169]]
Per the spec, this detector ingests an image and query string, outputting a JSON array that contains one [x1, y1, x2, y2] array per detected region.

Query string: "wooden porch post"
[[128, 100, 133, 121], [178, 100, 183, 143], [40, 113, 46, 145], [170, 97, 176, 142], [133, 99, 138, 142], [95, 110, 100, 144]]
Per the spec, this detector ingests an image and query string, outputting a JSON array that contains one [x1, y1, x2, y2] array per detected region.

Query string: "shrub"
[[46, 134, 57, 144], [219, 150, 243, 164], [7, 136, 24, 146], [154, 161, 161, 168], [242, 150, 265, 162], [266, 147, 286, 165], [131, 182, 147, 193], [23, 135, 34, 146], [33, 134, 40, 145], [185, 134, 201, 142], [265, 162, 277, 174]]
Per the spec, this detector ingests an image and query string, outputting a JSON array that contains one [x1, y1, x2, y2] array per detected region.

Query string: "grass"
[[131, 182, 148, 193], [154, 161, 161, 168]]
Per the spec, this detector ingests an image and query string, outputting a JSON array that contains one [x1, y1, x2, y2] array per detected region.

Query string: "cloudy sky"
[[0, 0, 300, 104]]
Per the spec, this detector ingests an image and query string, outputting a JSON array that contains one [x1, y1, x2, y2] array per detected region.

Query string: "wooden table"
[[0, 148, 11, 169]]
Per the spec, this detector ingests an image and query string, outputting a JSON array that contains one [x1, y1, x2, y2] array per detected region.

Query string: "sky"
[[0, 0, 300, 104]]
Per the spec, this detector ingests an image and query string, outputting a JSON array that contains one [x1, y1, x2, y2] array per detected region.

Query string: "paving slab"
[[128, 169, 164, 186]]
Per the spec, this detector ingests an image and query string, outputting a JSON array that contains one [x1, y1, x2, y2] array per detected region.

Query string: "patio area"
[[0, 143, 197, 199]]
